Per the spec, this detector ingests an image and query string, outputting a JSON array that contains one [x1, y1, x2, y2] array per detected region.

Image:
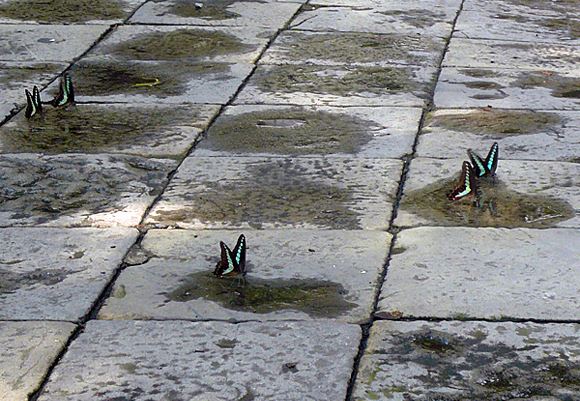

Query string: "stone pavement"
[[0, 0, 578, 400]]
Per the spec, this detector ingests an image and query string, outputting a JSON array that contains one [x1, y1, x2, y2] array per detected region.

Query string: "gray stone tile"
[[196, 105, 421, 158], [1, 103, 219, 157], [99, 229, 390, 323], [130, 0, 302, 29], [444, 38, 579, 71], [261, 30, 446, 67], [0, 227, 138, 320], [0, 24, 108, 62], [235, 63, 437, 106], [0, 153, 177, 227], [0, 321, 76, 401], [434, 67, 580, 110], [38, 320, 361, 401], [376, 227, 580, 321], [310, 0, 462, 6], [353, 320, 580, 400], [463, 0, 578, 19], [419, 109, 580, 163], [395, 157, 580, 229], [145, 156, 402, 230]]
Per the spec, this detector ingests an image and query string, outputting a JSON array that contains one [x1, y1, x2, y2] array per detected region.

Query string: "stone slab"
[[434, 67, 580, 110], [196, 105, 421, 158], [99, 229, 390, 323], [0, 227, 138, 320], [61, 59, 253, 105], [146, 156, 402, 230], [377, 227, 580, 321], [444, 38, 579, 72], [419, 109, 580, 163], [130, 0, 302, 29], [88, 25, 272, 64], [353, 320, 580, 400], [235, 63, 437, 107], [37, 320, 361, 401], [0, 24, 108, 62], [0, 153, 177, 227], [396, 157, 580, 228], [0, 321, 76, 401], [1, 103, 219, 158], [261, 30, 446, 67], [463, 0, 578, 19], [310, 0, 462, 6]]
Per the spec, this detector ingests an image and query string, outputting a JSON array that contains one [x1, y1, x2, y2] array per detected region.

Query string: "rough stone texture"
[[444, 38, 579, 71], [0, 153, 177, 227], [395, 157, 580, 228], [0, 25, 108, 62], [146, 156, 402, 230], [130, 0, 302, 29], [0, 321, 76, 401], [463, 0, 578, 17], [419, 109, 580, 162], [0, 227, 138, 320], [0, 104, 219, 157], [99, 229, 391, 323], [261, 30, 446, 66], [435, 67, 580, 110], [235, 64, 437, 107], [377, 227, 580, 321], [310, 0, 462, 6], [353, 320, 580, 400], [196, 105, 422, 158], [37, 320, 361, 401]]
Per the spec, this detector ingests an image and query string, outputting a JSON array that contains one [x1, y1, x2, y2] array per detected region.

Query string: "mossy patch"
[[464, 81, 504, 90], [0, 63, 63, 89], [427, 109, 561, 138], [164, 0, 241, 20], [167, 271, 356, 318], [514, 71, 580, 98], [459, 69, 498, 78], [0, 0, 126, 22], [412, 330, 458, 354], [377, 9, 446, 28], [0, 268, 69, 294], [203, 108, 376, 155]]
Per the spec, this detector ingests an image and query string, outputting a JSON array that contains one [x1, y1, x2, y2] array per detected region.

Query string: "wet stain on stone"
[[0, 0, 125, 22], [464, 81, 505, 90], [412, 330, 457, 354], [203, 108, 376, 155], [495, 11, 579, 39], [459, 68, 499, 79], [377, 9, 447, 28], [514, 71, 580, 99], [216, 338, 237, 348], [167, 271, 356, 318], [391, 246, 406, 255], [163, 0, 250, 20], [0, 268, 69, 294], [119, 362, 137, 374], [0, 63, 63, 89]]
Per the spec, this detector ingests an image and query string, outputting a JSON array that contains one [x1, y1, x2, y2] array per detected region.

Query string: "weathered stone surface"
[[261, 30, 446, 66], [419, 109, 580, 162], [38, 320, 361, 401], [0, 321, 75, 401], [353, 320, 580, 400], [235, 64, 437, 106], [435, 67, 580, 110], [146, 156, 402, 230], [0, 154, 177, 227], [99, 229, 391, 323], [130, 0, 302, 29], [377, 227, 580, 320], [196, 105, 421, 158], [310, 0, 462, 6], [1, 103, 219, 157], [444, 38, 579, 71], [395, 157, 580, 228], [0, 25, 108, 62], [0, 227, 138, 320], [463, 0, 578, 17]]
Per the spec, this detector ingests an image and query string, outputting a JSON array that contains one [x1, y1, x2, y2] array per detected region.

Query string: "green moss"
[[413, 331, 456, 354], [459, 69, 498, 78], [119, 363, 137, 374], [0, 63, 63, 89], [0, 0, 126, 22], [514, 71, 580, 98], [377, 9, 446, 28], [167, 0, 240, 20], [167, 271, 356, 318], [464, 81, 504, 90], [391, 246, 407, 255], [203, 108, 375, 155]]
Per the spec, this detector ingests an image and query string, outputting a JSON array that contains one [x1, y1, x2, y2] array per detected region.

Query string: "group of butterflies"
[[24, 73, 75, 119], [447, 142, 499, 202]]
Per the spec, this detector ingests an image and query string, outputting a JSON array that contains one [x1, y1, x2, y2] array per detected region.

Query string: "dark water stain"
[[0, 268, 69, 294], [459, 68, 499, 78], [162, 0, 243, 20], [0, 0, 126, 22], [203, 108, 376, 155], [427, 109, 561, 138], [391, 246, 407, 255], [167, 271, 356, 318], [495, 10, 579, 39], [402, 176, 574, 228], [0, 63, 63, 89], [514, 71, 580, 99], [464, 81, 505, 90], [377, 9, 447, 28]]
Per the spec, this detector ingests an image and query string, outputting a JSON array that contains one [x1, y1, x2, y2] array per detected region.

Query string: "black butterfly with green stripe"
[[213, 234, 246, 278], [50, 73, 74, 107], [447, 161, 478, 201], [467, 142, 499, 177], [24, 86, 42, 119]]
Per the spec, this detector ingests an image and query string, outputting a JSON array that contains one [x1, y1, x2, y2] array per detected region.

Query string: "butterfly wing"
[[231, 234, 246, 275], [484, 142, 499, 176], [24, 87, 42, 119], [214, 241, 236, 277], [51, 74, 74, 107], [467, 149, 487, 177], [447, 161, 477, 201]]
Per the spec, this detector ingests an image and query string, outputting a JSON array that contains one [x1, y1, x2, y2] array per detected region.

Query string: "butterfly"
[[50, 73, 74, 107], [213, 234, 246, 278], [447, 161, 478, 201], [467, 142, 499, 177], [24, 86, 42, 119]]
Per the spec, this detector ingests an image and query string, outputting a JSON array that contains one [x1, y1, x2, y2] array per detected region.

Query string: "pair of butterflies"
[[447, 142, 499, 201], [213, 234, 247, 278], [25, 74, 74, 119]]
